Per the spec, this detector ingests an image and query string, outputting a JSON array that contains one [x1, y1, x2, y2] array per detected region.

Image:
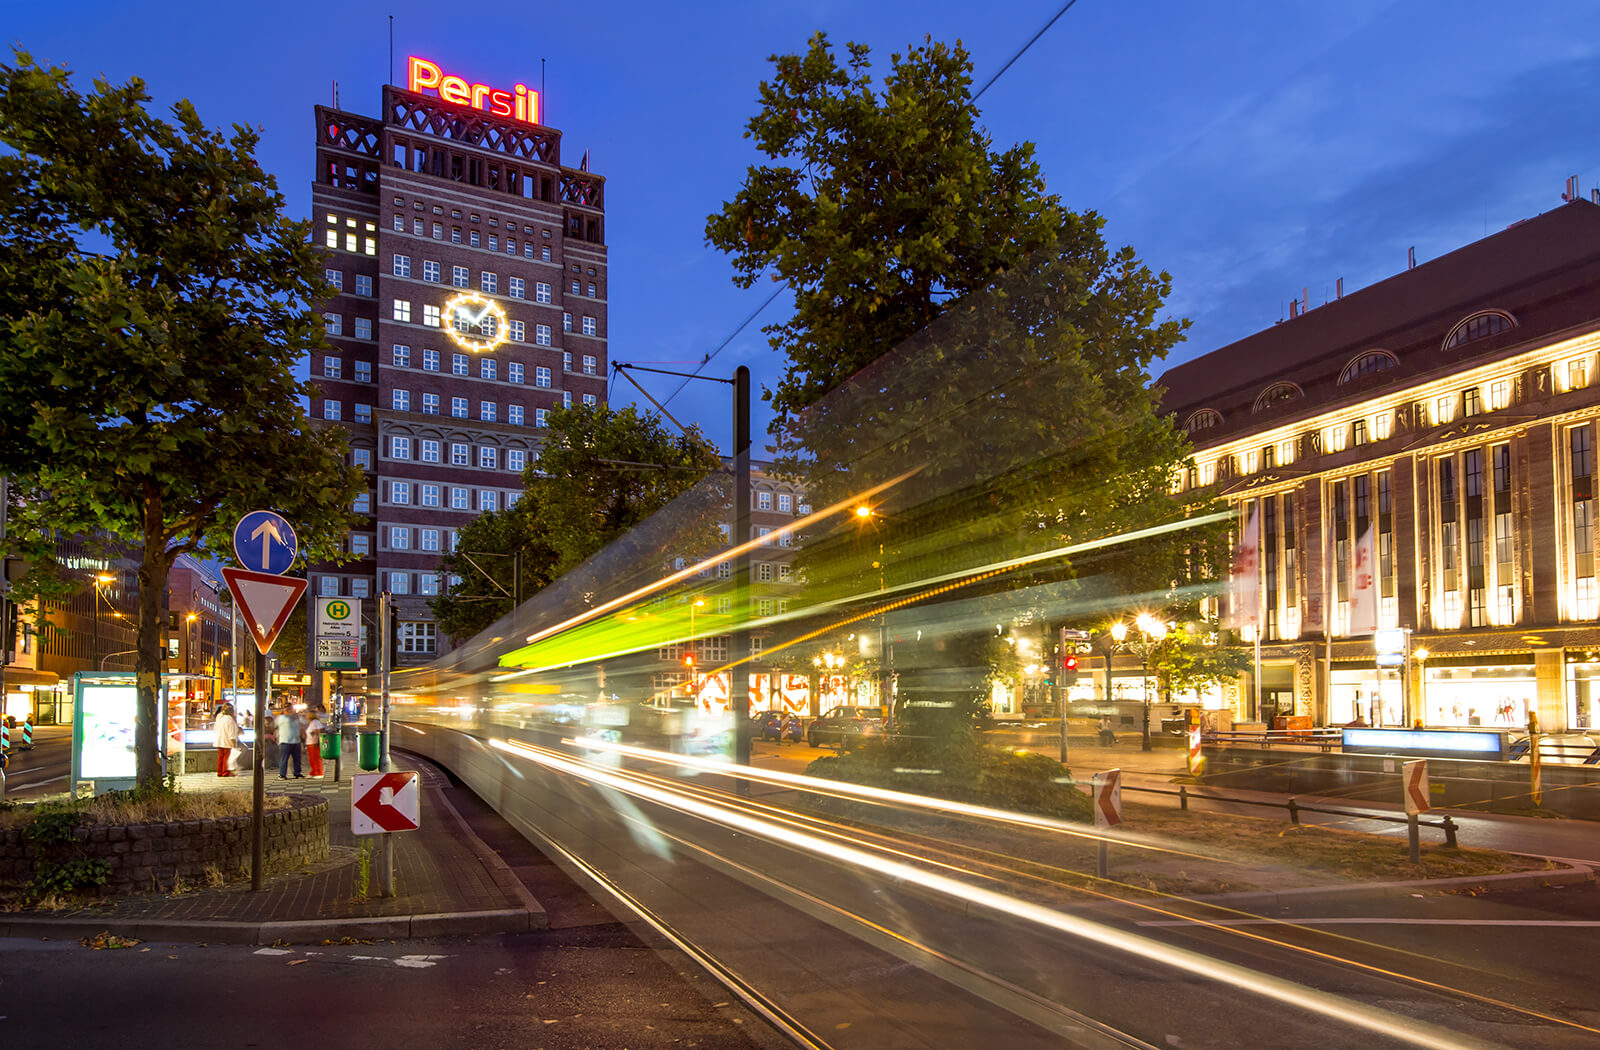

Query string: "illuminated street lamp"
[[1131, 613, 1169, 753], [91, 572, 115, 671], [854, 505, 891, 715]]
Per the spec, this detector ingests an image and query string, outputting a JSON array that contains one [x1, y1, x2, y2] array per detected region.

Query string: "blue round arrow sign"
[[233, 510, 298, 575]]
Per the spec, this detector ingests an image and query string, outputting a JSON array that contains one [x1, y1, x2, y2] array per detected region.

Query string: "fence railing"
[[1204, 727, 1344, 750], [1121, 783, 1459, 847]]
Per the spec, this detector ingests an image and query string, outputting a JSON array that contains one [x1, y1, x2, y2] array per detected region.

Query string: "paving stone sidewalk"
[[0, 748, 543, 942]]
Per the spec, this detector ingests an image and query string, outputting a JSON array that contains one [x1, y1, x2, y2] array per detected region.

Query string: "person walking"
[[214, 704, 241, 777], [275, 705, 304, 779], [305, 709, 325, 779]]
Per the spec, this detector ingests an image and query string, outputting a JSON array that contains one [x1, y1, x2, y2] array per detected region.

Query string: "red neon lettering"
[[406, 56, 540, 126]]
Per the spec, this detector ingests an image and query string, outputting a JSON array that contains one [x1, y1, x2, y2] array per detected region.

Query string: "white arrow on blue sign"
[[233, 510, 298, 576]]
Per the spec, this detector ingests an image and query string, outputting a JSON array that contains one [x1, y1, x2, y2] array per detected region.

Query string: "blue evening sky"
[[10, 2, 1600, 454]]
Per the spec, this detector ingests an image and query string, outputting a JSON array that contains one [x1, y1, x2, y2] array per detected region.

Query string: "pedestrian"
[[214, 703, 240, 777], [305, 709, 325, 779], [275, 705, 304, 779], [1098, 715, 1116, 747]]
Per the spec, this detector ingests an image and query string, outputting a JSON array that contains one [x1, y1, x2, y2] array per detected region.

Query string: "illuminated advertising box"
[[71, 672, 172, 793], [1341, 726, 1504, 761]]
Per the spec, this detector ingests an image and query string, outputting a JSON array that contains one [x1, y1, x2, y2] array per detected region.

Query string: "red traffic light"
[[1063, 655, 1079, 673]]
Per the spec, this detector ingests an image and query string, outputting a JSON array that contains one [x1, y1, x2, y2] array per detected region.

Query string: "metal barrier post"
[[1096, 839, 1108, 879], [1286, 797, 1300, 825], [1178, 784, 1188, 811], [1407, 813, 1421, 863], [1442, 815, 1458, 848]]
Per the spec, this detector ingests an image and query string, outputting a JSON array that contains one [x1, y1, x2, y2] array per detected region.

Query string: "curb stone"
[[0, 909, 534, 946]]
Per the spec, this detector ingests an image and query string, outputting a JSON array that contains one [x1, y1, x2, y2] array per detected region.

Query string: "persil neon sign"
[[407, 57, 540, 125]]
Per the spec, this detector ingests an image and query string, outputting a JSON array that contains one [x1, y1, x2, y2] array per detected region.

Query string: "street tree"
[[707, 33, 1224, 708], [0, 53, 362, 786], [430, 404, 723, 642]]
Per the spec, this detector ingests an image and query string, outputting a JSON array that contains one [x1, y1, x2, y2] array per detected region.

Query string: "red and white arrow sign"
[[1092, 768, 1122, 829], [1402, 759, 1431, 815], [222, 567, 308, 655], [351, 771, 421, 835]]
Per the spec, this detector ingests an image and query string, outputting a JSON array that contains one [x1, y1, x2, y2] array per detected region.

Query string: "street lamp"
[[91, 573, 115, 671], [1131, 613, 1169, 753], [854, 505, 892, 717], [686, 597, 704, 702]]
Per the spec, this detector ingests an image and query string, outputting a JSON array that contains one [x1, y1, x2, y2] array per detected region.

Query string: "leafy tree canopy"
[[0, 51, 362, 784], [430, 405, 723, 642]]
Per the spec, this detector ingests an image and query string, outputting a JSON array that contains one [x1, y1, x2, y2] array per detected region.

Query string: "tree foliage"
[[706, 34, 1225, 705], [430, 405, 722, 642], [0, 52, 363, 784]]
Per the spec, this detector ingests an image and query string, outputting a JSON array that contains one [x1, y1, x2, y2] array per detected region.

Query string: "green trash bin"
[[357, 731, 382, 771], [320, 732, 340, 760]]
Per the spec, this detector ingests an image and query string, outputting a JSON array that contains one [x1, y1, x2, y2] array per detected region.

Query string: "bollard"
[[1286, 797, 1300, 825], [1442, 815, 1459, 849], [1179, 784, 1189, 811], [20, 717, 33, 750], [1, 721, 8, 753], [1407, 813, 1421, 864]]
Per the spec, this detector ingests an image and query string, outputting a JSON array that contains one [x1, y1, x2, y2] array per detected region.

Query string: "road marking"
[[1138, 917, 1600, 928], [254, 948, 293, 956], [8, 775, 66, 791]]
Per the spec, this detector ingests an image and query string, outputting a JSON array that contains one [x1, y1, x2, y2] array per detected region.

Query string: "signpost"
[[226, 511, 307, 893], [1091, 768, 1122, 877], [1401, 759, 1430, 863], [351, 770, 420, 897]]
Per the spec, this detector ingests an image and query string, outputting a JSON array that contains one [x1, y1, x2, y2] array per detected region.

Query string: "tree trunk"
[[135, 487, 174, 787]]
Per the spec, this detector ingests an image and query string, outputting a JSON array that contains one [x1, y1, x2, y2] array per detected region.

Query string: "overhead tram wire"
[[657, 0, 1084, 412]]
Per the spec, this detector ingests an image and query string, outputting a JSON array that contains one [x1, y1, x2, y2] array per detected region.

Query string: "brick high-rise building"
[[308, 58, 608, 668]]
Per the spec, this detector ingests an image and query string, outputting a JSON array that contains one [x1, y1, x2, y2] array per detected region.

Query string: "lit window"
[[1489, 380, 1510, 411], [1435, 394, 1456, 424], [423, 304, 441, 327], [1568, 357, 1590, 392]]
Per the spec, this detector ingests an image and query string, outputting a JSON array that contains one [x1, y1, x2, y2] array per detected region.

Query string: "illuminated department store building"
[[307, 57, 608, 668], [1162, 198, 1600, 733]]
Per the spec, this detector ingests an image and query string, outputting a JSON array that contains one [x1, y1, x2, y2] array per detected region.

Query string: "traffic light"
[[1063, 654, 1080, 681]]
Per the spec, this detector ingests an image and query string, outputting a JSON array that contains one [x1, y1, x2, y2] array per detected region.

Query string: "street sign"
[[316, 596, 361, 638], [352, 771, 421, 834], [233, 510, 298, 575], [1092, 768, 1122, 828], [222, 567, 308, 654], [317, 638, 360, 669], [1402, 759, 1431, 815]]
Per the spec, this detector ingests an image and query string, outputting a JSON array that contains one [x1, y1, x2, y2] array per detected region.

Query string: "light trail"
[[491, 736, 1503, 1050]]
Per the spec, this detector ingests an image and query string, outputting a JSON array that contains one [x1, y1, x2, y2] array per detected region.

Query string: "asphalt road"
[[1, 724, 70, 797]]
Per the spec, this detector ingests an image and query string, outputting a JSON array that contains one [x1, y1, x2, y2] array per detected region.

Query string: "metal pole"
[[1057, 626, 1068, 764], [1407, 813, 1420, 864], [231, 601, 239, 702], [250, 648, 266, 892], [1096, 839, 1108, 878], [1141, 649, 1153, 752], [732, 366, 751, 789], [379, 592, 391, 772], [333, 668, 343, 782], [92, 583, 102, 673]]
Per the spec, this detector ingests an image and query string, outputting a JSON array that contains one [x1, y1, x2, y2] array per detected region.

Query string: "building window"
[[481, 272, 498, 294], [1182, 409, 1222, 434], [323, 355, 342, 379], [563, 313, 572, 333], [391, 526, 410, 549], [757, 563, 774, 581], [319, 576, 340, 596], [582, 393, 597, 407], [581, 316, 597, 337], [354, 403, 371, 423], [350, 534, 370, 556], [392, 389, 410, 412], [479, 446, 497, 469], [508, 404, 524, 426], [352, 360, 371, 384], [480, 490, 498, 512], [399, 622, 436, 653], [421, 440, 440, 463], [1252, 382, 1302, 413], [452, 353, 469, 376], [562, 391, 572, 409], [392, 299, 411, 323], [536, 408, 549, 427], [508, 277, 525, 299], [1489, 380, 1510, 411], [421, 260, 439, 283], [481, 358, 497, 381], [421, 528, 440, 551], [757, 491, 772, 510], [325, 267, 343, 291], [451, 442, 469, 466], [587, 282, 597, 298], [1463, 386, 1482, 417], [469, 231, 481, 248], [392, 344, 410, 368], [542, 245, 552, 261], [390, 573, 411, 595], [535, 281, 552, 304], [420, 348, 438, 371], [582, 355, 597, 375], [421, 484, 440, 507], [508, 362, 524, 383], [355, 274, 372, 297], [390, 481, 410, 505], [451, 265, 468, 288], [392, 254, 411, 278], [535, 324, 551, 346], [1443, 310, 1515, 350], [536, 366, 552, 388], [322, 400, 341, 421], [420, 574, 440, 596], [1567, 357, 1590, 392], [354, 318, 372, 340], [450, 487, 469, 510], [323, 313, 343, 336], [391, 436, 411, 460], [352, 448, 371, 470], [510, 320, 524, 342], [1338, 350, 1398, 384], [422, 392, 439, 415], [481, 401, 497, 423], [507, 448, 525, 471], [353, 491, 370, 513]]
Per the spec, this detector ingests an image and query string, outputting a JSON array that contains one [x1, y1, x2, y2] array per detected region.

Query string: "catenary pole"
[[732, 366, 752, 791]]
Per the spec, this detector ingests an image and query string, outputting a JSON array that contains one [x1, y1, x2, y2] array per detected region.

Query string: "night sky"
[[10, 1, 1600, 454]]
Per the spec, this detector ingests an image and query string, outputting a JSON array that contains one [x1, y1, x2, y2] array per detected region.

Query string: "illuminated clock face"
[[443, 292, 510, 354]]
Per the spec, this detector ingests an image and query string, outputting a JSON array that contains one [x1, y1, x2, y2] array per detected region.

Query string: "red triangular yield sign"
[[222, 567, 308, 654]]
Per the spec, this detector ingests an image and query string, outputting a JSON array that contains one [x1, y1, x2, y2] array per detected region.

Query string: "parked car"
[[806, 706, 886, 750], [752, 710, 804, 744], [1508, 732, 1600, 765]]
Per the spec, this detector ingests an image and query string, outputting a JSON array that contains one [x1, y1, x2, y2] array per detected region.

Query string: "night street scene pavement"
[[7, 4, 1600, 1049]]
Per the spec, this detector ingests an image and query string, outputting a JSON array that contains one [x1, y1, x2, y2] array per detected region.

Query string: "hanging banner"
[[1226, 504, 1260, 631], [1349, 524, 1379, 636]]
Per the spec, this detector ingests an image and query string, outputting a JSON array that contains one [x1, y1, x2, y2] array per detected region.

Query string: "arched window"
[[1182, 409, 1222, 435], [1253, 382, 1304, 413], [1443, 310, 1516, 351], [1339, 350, 1399, 384]]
